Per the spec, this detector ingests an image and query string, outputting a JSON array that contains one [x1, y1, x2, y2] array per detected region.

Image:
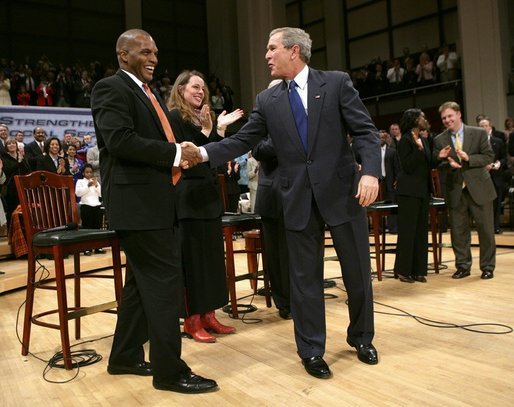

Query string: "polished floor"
[[0, 232, 513, 406]]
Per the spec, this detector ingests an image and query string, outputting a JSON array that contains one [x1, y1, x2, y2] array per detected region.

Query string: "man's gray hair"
[[270, 27, 312, 64]]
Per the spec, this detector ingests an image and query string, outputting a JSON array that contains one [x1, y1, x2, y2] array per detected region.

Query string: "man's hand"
[[180, 141, 202, 169], [438, 145, 452, 159], [447, 157, 462, 169], [355, 174, 379, 207], [455, 149, 469, 162]]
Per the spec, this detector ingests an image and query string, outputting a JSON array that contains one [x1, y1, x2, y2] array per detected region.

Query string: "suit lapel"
[[117, 71, 167, 139], [306, 69, 325, 156]]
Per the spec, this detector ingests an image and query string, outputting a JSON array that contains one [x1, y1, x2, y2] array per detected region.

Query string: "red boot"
[[201, 310, 236, 334], [184, 314, 216, 343]]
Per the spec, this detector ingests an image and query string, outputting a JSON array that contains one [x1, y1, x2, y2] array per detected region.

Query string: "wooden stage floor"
[[0, 232, 513, 406]]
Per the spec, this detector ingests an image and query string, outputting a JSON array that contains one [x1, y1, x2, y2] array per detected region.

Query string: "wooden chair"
[[217, 174, 271, 317], [366, 179, 398, 280], [15, 171, 123, 370], [429, 169, 447, 273]]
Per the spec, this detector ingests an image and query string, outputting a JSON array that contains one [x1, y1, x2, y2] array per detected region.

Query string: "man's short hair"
[[270, 27, 312, 64], [439, 101, 461, 113]]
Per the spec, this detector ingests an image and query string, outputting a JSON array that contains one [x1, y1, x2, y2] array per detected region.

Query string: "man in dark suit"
[[197, 27, 381, 379], [252, 136, 291, 320], [380, 130, 400, 232], [24, 127, 46, 170], [0, 124, 8, 154], [478, 117, 509, 234], [90, 29, 216, 394], [434, 101, 496, 280]]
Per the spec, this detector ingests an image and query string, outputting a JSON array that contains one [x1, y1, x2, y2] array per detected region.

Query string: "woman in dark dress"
[[2, 138, 31, 226], [394, 108, 433, 283], [167, 70, 243, 342]]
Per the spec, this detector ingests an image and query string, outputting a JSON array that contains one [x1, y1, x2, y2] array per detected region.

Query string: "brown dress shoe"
[[398, 274, 415, 283], [414, 276, 427, 283]]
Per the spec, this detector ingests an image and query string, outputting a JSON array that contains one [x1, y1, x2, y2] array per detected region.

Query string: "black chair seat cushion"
[[33, 229, 117, 247], [222, 213, 261, 228], [367, 202, 398, 212]]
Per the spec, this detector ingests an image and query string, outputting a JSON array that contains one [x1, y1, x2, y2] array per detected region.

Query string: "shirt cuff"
[[173, 143, 182, 167], [199, 146, 209, 162]]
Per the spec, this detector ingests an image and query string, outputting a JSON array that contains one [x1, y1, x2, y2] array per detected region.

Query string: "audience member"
[[75, 164, 104, 255], [379, 130, 400, 233], [389, 123, 401, 149], [65, 144, 84, 183], [433, 101, 496, 280], [1, 138, 31, 225], [24, 127, 46, 170], [386, 59, 405, 91], [246, 152, 259, 213], [394, 109, 432, 283], [166, 69, 242, 343], [86, 144, 101, 182], [0, 71, 12, 105], [0, 124, 8, 154], [416, 52, 434, 85], [437, 45, 459, 82], [478, 118, 509, 234], [36, 137, 70, 175]]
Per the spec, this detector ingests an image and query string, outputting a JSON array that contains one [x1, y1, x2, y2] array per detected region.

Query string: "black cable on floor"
[[327, 278, 513, 335], [15, 258, 111, 383]]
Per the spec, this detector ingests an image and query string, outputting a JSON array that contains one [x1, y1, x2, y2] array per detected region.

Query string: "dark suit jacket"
[[204, 68, 380, 231], [36, 154, 71, 175], [433, 125, 496, 208], [253, 137, 282, 218], [24, 140, 44, 170], [489, 135, 509, 189], [168, 108, 223, 220], [383, 145, 400, 202], [395, 135, 431, 198], [90, 70, 178, 230]]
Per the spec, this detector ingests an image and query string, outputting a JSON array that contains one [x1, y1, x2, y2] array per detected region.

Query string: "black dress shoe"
[[346, 339, 379, 365], [495, 228, 503, 234], [301, 356, 332, 379], [452, 268, 470, 279], [398, 274, 415, 283], [481, 270, 494, 279], [278, 308, 292, 320], [94, 248, 106, 254], [414, 276, 427, 283], [153, 371, 218, 394], [107, 361, 152, 376]]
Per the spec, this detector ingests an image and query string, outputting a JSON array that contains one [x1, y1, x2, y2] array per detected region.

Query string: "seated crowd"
[[351, 44, 461, 98], [0, 55, 235, 112]]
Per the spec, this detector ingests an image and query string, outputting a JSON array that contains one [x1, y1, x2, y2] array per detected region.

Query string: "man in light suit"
[[91, 29, 216, 394], [433, 101, 496, 280], [197, 27, 381, 378]]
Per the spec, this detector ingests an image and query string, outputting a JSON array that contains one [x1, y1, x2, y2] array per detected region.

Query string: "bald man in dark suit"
[[91, 29, 216, 394]]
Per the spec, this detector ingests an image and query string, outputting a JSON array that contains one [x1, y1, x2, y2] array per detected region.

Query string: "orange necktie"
[[142, 83, 181, 185]]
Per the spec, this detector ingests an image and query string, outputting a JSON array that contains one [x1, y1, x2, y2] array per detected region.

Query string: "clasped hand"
[[179, 141, 202, 169]]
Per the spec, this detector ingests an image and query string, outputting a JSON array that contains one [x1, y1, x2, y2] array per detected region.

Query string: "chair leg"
[[371, 214, 382, 281], [223, 226, 238, 318], [53, 246, 73, 370], [73, 252, 81, 340], [21, 252, 37, 356]]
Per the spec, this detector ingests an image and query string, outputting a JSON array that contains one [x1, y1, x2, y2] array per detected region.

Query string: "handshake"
[[179, 141, 203, 169]]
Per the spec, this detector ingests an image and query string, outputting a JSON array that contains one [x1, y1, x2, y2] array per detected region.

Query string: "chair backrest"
[[217, 173, 229, 212], [14, 171, 79, 244], [431, 169, 442, 198]]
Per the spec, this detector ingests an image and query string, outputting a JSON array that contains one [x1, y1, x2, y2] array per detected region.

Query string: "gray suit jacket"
[[433, 125, 496, 208], [204, 68, 380, 231]]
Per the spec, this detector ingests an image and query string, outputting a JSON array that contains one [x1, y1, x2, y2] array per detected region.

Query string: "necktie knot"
[[289, 80, 297, 92]]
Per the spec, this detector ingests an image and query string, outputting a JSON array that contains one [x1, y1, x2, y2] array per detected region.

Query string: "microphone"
[[40, 223, 79, 233]]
